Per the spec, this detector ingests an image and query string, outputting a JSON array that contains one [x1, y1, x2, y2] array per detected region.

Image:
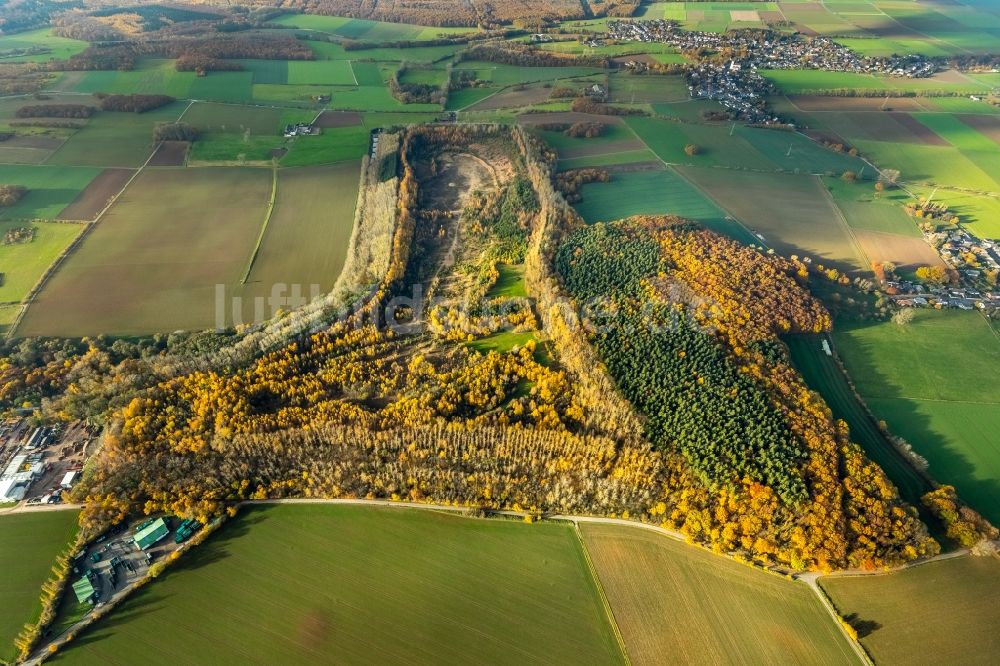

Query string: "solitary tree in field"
[[684, 143, 701, 157]]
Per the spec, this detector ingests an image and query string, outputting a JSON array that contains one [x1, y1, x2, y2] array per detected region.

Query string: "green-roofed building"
[[72, 572, 97, 604], [133, 517, 169, 550]]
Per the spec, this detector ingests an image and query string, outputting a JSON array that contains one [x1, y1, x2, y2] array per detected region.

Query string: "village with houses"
[[606, 19, 938, 122]]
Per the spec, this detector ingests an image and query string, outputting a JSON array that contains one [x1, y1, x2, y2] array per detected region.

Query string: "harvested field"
[[314, 110, 362, 128], [730, 10, 760, 21], [820, 555, 1000, 665], [853, 229, 946, 272], [147, 141, 188, 166], [887, 112, 949, 145], [19, 167, 271, 336], [468, 85, 552, 111], [786, 96, 932, 112], [956, 113, 1000, 147], [678, 167, 868, 274], [56, 168, 134, 221], [580, 523, 860, 666], [243, 162, 360, 298]]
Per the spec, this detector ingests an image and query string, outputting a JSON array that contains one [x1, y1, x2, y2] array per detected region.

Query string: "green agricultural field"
[[910, 113, 1000, 183], [51, 505, 624, 666], [251, 84, 334, 106], [762, 70, 992, 95], [823, 177, 918, 236], [446, 86, 499, 110], [820, 556, 1000, 664], [0, 27, 88, 63], [851, 139, 1000, 193], [399, 67, 447, 87], [66, 59, 253, 102], [677, 167, 868, 273], [271, 14, 474, 42], [0, 165, 100, 220], [350, 61, 386, 87], [0, 510, 79, 663], [182, 103, 299, 135], [580, 523, 859, 666], [453, 62, 605, 86], [626, 116, 764, 169], [45, 103, 186, 168], [534, 122, 643, 156], [0, 221, 85, 302], [236, 58, 288, 85], [557, 149, 659, 170], [287, 60, 357, 86], [608, 74, 689, 103], [188, 134, 286, 163], [735, 126, 866, 175], [18, 168, 271, 336], [280, 127, 369, 167], [908, 186, 1000, 240], [833, 310, 1000, 525], [574, 167, 754, 244], [243, 162, 360, 298]]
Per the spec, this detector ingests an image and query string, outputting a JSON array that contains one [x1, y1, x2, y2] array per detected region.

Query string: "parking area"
[[70, 516, 198, 606]]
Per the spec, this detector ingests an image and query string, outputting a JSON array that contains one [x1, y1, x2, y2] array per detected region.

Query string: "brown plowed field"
[[469, 85, 552, 111], [56, 168, 134, 221], [315, 111, 362, 128], [148, 141, 188, 166]]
